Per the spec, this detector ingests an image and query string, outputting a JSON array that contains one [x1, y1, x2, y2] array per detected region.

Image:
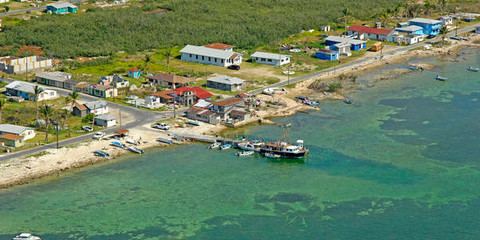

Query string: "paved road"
[[0, 6, 45, 17], [251, 22, 480, 95], [1, 22, 479, 160]]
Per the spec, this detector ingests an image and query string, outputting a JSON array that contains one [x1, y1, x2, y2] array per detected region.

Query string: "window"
[[190, 54, 192, 58], [202, 56, 204, 60], [268, 59, 272, 62], [261, 58, 266, 61], [208, 57, 211, 61], [221, 59, 224, 63], [214, 58, 217, 62], [196, 55, 198, 59]]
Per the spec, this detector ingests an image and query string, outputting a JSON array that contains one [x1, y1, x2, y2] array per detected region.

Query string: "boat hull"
[[259, 149, 306, 158]]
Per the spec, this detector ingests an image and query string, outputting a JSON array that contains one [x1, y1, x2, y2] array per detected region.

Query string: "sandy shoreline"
[[1, 34, 479, 190]]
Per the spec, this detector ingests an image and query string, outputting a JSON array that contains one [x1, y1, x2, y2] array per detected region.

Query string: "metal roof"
[[251, 51, 290, 59], [47, 2, 77, 9], [180, 45, 239, 59], [409, 18, 442, 25], [395, 25, 424, 32], [35, 71, 72, 82], [84, 100, 107, 110], [207, 75, 245, 85], [95, 114, 116, 121], [0, 124, 33, 135], [325, 36, 366, 45], [5, 81, 47, 94]]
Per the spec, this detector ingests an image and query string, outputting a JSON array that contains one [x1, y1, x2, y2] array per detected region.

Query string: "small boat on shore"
[[219, 143, 232, 150], [186, 120, 201, 126], [236, 151, 254, 156], [208, 142, 221, 149], [263, 87, 287, 95], [435, 75, 447, 81], [110, 141, 125, 149], [13, 233, 42, 240], [467, 66, 479, 72], [157, 138, 173, 144], [126, 139, 138, 145], [94, 150, 110, 158], [127, 146, 144, 154]]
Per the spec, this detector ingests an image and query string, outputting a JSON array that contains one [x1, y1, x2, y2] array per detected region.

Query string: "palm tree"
[[341, 8, 351, 35], [0, 99, 6, 124], [40, 104, 54, 143], [380, 12, 390, 27], [34, 85, 44, 122], [144, 54, 152, 73], [440, 25, 448, 45], [161, 47, 175, 73], [68, 90, 80, 113], [60, 108, 69, 130]]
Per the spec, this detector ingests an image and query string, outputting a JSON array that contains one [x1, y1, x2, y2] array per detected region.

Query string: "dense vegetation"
[[0, 0, 405, 58]]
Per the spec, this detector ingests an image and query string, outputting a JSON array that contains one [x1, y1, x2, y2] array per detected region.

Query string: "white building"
[[251, 52, 291, 67], [0, 124, 35, 140], [5, 81, 58, 101], [438, 16, 453, 25], [0, 56, 52, 74], [84, 100, 109, 115], [94, 115, 116, 127], [476, 26, 480, 34], [180, 45, 242, 67], [207, 75, 246, 92]]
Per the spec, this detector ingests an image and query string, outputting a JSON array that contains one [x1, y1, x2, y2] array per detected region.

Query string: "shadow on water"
[[307, 145, 422, 185], [188, 195, 480, 240], [380, 91, 480, 164]]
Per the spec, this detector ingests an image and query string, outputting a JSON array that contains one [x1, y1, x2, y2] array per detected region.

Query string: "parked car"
[[152, 123, 171, 130], [82, 126, 93, 132], [227, 65, 240, 70], [93, 132, 105, 139]]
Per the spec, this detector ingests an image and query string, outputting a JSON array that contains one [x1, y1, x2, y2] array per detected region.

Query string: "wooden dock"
[[170, 132, 244, 144]]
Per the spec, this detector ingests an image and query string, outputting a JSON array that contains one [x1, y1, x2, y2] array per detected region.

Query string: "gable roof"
[[5, 81, 46, 94], [151, 89, 175, 99], [251, 51, 291, 59], [212, 97, 245, 106], [187, 106, 216, 116], [95, 114, 116, 121], [0, 124, 33, 135], [35, 71, 72, 82], [180, 45, 239, 59], [84, 100, 107, 110], [348, 25, 393, 36], [193, 99, 212, 108], [207, 75, 246, 85], [204, 43, 234, 50], [326, 36, 366, 45], [409, 18, 442, 25], [75, 103, 87, 111], [0, 133, 23, 141], [47, 2, 77, 9], [175, 86, 213, 99]]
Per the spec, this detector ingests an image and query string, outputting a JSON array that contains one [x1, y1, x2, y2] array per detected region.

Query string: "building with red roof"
[[151, 87, 212, 106], [348, 25, 393, 41], [128, 68, 141, 78], [204, 43, 234, 51]]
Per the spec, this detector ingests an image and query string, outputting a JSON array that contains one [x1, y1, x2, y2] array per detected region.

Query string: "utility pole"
[[56, 123, 59, 149], [173, 101, 176, 118], [119, 109, 122, 127], [455, 20, 458, 37], [25, 59, 28, 81], [287, 64, 290, 86]]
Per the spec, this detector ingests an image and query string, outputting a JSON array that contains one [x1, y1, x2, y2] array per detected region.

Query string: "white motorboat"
[[236, 151, 254, 156], [219, 143, 232, 150], [127, 146, 144, 154], [237, 141, 263, 152], [263, 87, 287, 95], [435, 75, 447, 81], [208, 142, 221, 149], [467, 66, 479, 72], [13, 233, 41, 240], [126, 139, 138, 145], [264, 152, 281, 158]]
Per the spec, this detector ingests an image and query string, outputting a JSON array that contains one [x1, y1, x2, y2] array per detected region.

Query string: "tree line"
[[0, 0, 405, 58]]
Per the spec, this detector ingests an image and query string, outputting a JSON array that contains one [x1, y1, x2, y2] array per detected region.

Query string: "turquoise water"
[[1, 47, 480, 239]]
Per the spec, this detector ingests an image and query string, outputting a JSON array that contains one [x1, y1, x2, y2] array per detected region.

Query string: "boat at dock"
[[344, 98, 354, 104], [435, 75, 447, 81], [13, 233, 42, 240], [467, 66, 479, 72], [208, 142, 221, 149], [127, 146, 144, 154], [259, 125, 307, 158], [237, 140, 263, 152], [236, 151, 254, 156], [110, 141, 125, 149], [157, 138, 173, 144], [219, 143, 232, 150], [94, 150, 110, 158]]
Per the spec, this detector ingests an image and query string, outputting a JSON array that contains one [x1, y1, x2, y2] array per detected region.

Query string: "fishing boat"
[[236, 151, 254, 156], [237, 140, 263, 152], [127, 146, 144, 154], [110, 141, 125, 149], [435, 75, 447, 81], [157, 138, 173, 145], [186, 120, 201, 126], [13, 233, 42, 240], [467, 66, 479, 72], [126, 138, 138, 145], [259, 125, 307, 158], [208, 142, 221, 149], [94, 150, 110, 158], [264, 152, 281, 158], [344, 98, 354, 104], [219, 143, 232, 150]]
